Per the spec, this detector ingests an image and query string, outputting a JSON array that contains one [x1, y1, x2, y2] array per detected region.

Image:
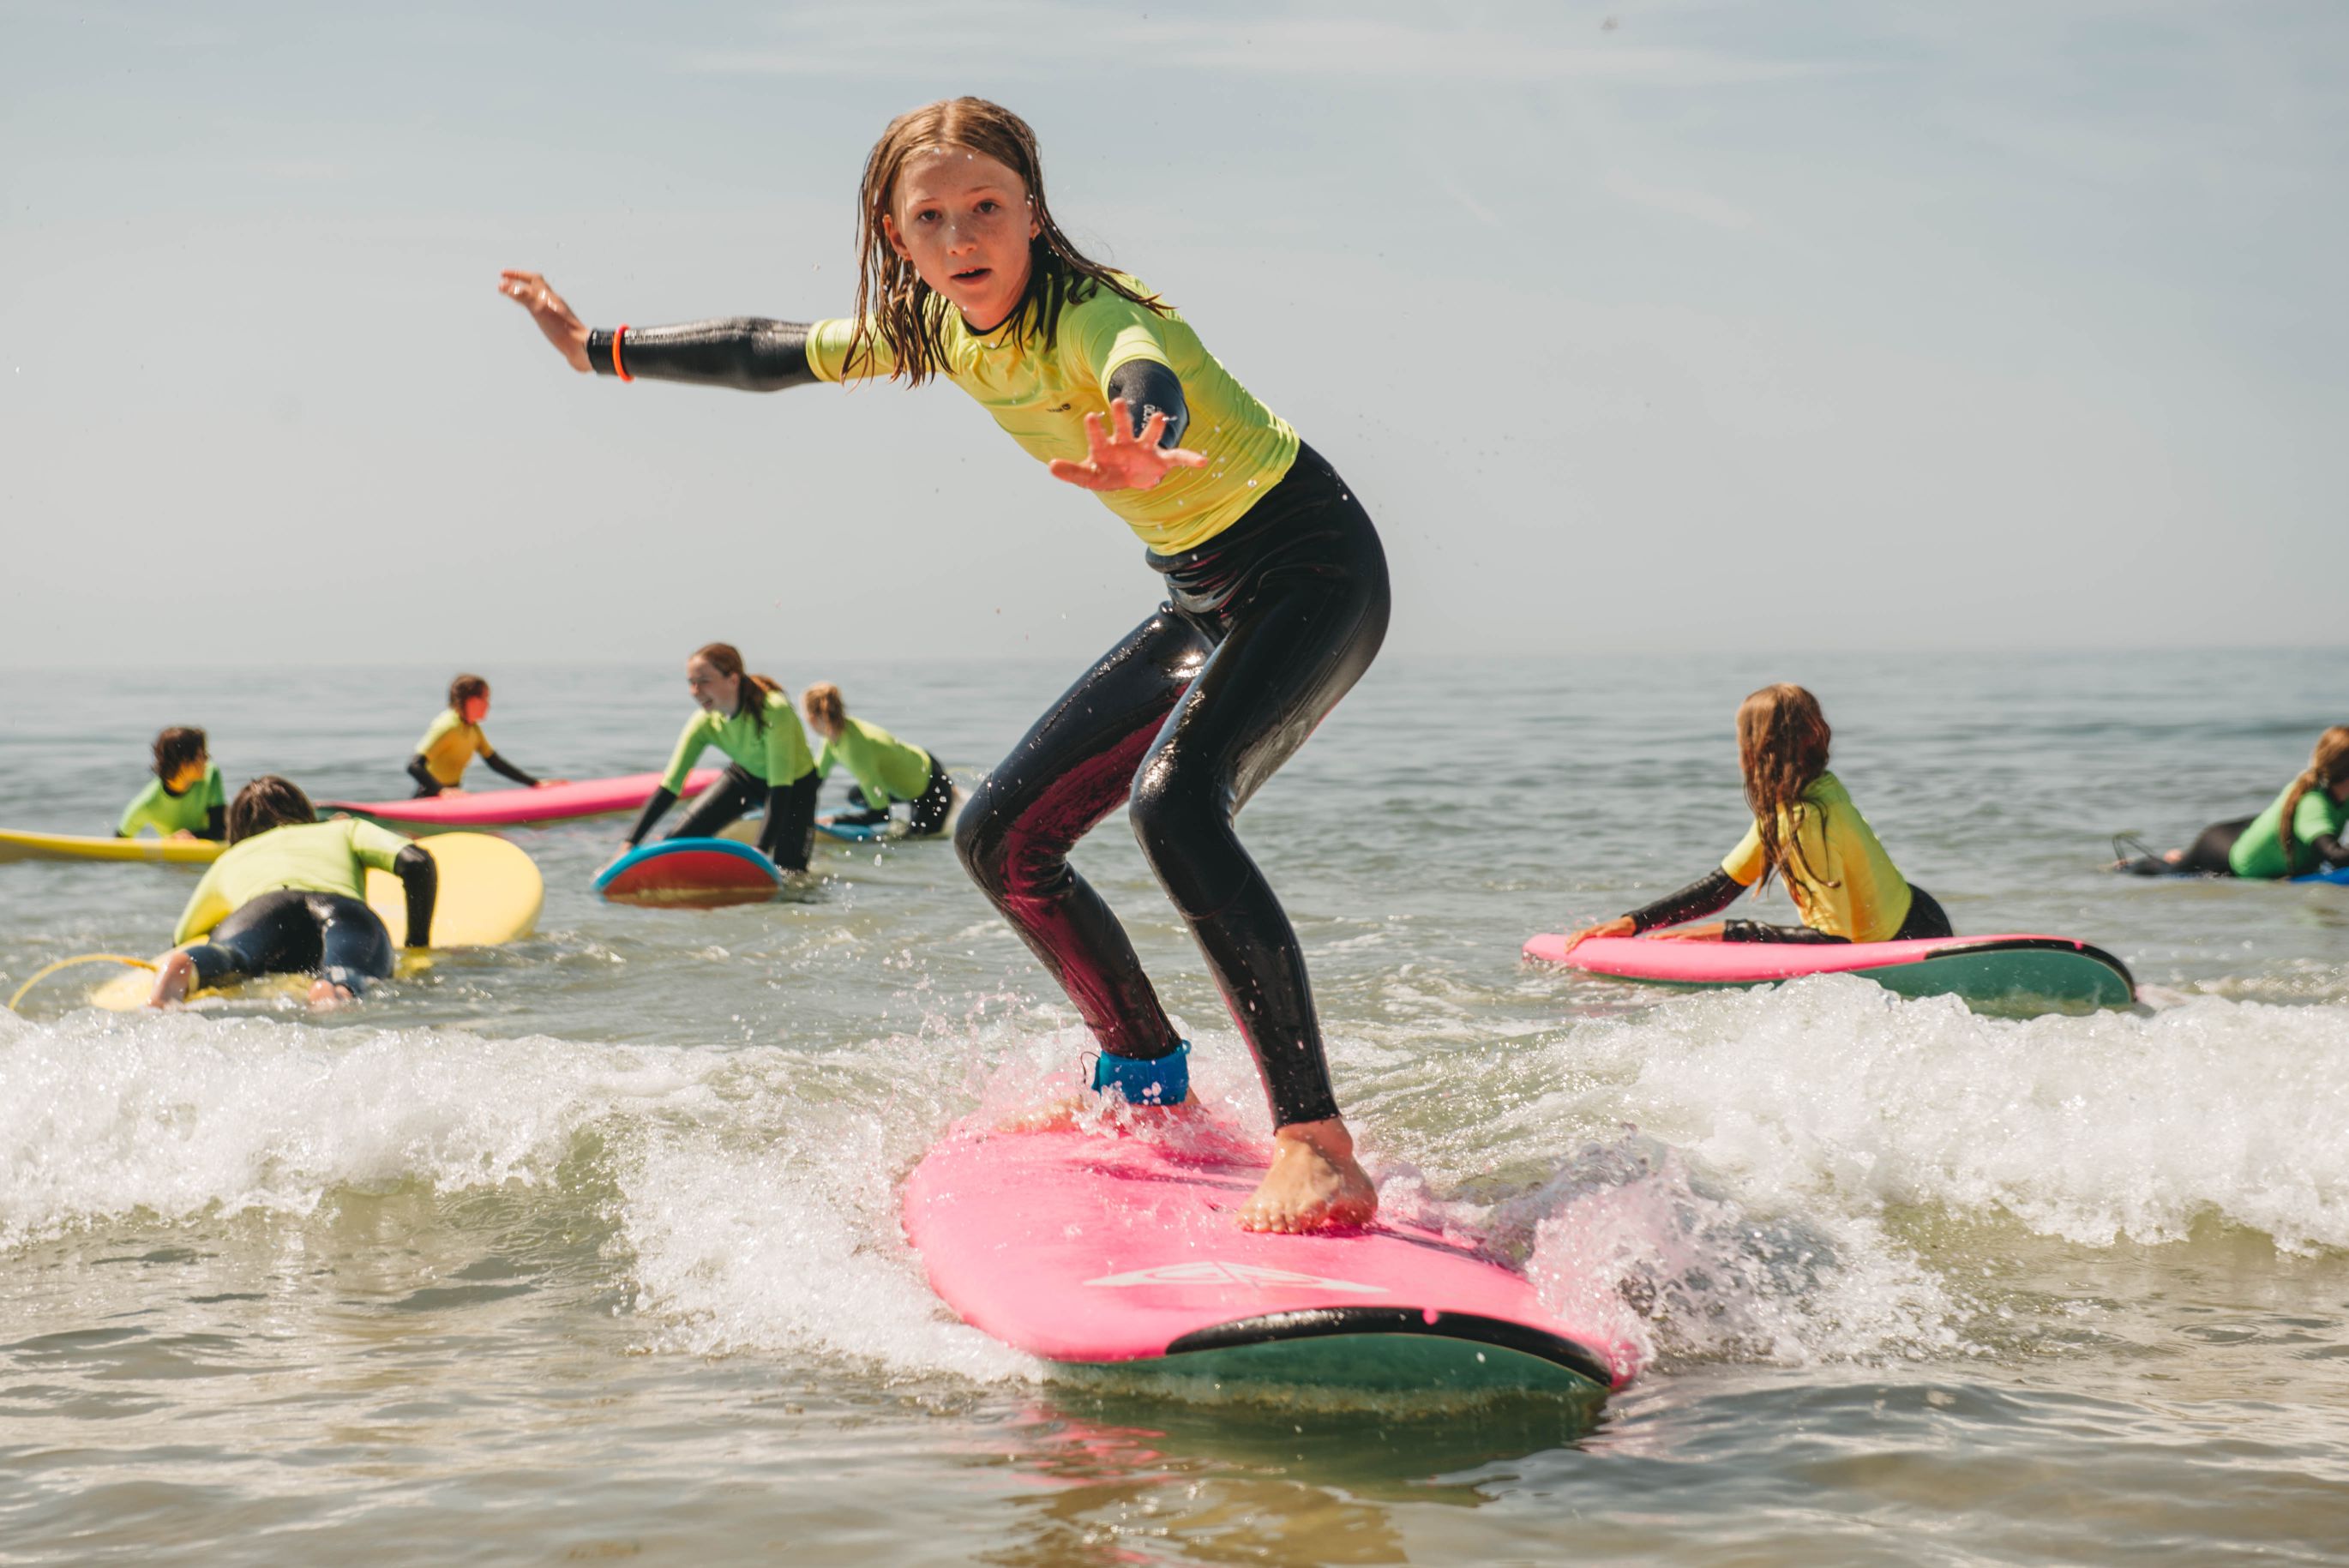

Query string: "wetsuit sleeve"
[[117, 779, 165, 837], [765, 710, 796, 787], [756, 785, 795, 859], [1624, 868, 1745, 934], [802, 318, 898, 383], [200, 804, 225, 842], [406, 754, 443, 796], [812, 739, 836, 780], [626, 789, 676, 846], [833, 728, 891, 808], [2314, 832, 2349, 869], [483, 752, 540, 788], [1103, 359, 1190, 448], [392, 844, 438, 947], [587, 320, 814, 391]]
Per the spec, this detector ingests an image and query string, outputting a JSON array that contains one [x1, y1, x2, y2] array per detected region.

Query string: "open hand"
[[1559, 916, 1636, 955], [498, 270, 592, 373], [1047, 398, 1209, 493]]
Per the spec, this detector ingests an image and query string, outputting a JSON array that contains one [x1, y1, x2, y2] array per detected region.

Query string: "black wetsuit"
[[646, 764, 820, 871], [836, 752, 955, 838], [592, 316, 1385, 1131], [184, 846, 435, 995], [1625, 868, 1955, 944]]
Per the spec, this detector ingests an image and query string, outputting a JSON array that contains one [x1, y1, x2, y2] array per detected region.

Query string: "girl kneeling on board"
[[148, 776, 436, 1009], [623, 643, 820, 872], [1562, 683, 1953, 953], [802, 682, 954, 838]]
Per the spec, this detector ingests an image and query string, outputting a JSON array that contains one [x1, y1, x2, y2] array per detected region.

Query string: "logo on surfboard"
[[1084, 1261, 1389, 1294]]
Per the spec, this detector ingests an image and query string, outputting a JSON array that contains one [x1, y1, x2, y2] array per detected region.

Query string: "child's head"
[[1735, 684, 1835, 898], [850, 97, 1164, 384], [227, 775, 315, 844], [152, 726, 208, 789], [802, 682, 848, 741], [448, 673, 490, 724], [687, 643, 784, 730]]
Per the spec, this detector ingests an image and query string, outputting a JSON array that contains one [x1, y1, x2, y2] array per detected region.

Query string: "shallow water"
[[3, 651, 2345, 1565]]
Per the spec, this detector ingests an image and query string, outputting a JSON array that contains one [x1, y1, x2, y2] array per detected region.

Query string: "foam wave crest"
[[1566, 977, 2349, 1253], [0, 1009, 718, 1246]]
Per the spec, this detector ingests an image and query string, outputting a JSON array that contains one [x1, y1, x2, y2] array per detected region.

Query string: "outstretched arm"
[[1559, 868, 1746, 954], [483, 752, 541, 789], [498, 271, 814, 390]]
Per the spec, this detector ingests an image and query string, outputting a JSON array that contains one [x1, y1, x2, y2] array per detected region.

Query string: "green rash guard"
[[803, 273, 1299, 556], [661, 688, 815, 792], [118, 763, 225, 838], [172, 818, 412, 945], [1720, 772, 1915, 943], [2228, 779, 2349, 879], [814, 717, 933, 806]]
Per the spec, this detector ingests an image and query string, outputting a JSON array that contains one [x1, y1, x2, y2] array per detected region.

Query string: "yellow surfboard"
[[87, 832, 541, 1009], [0, 827, 225, 866]]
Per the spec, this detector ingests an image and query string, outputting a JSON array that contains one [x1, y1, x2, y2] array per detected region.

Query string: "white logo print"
[[1084, 1261, 1388, 1294]]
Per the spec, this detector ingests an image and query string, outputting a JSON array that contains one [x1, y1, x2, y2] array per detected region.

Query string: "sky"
[[3, 0, 2343, 668]]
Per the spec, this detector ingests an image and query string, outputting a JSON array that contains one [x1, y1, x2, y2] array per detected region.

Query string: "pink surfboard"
[[903, 1120, 1634, 1396], [1523, 932, 2135, 1010], [320, 769, 721, 830]]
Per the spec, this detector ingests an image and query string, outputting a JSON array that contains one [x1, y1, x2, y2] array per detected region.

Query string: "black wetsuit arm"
[[406, 754, 442, 796], [588, 320, 814, 391], [626, 787, 677, 846], [1104, 359, 1189, 448], [756, 784, 794, 860], [393, 844, 438, 948], [199, 805, 225, 842], [483, 752, 539, 788], [1624, 868, 1744, 934], [2313, 832, 2349, 870]]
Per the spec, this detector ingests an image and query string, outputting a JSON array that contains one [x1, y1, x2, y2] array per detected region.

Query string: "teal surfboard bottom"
[[1065, 1334, 1611, 1401], [1611, 945, 2134, 1015]]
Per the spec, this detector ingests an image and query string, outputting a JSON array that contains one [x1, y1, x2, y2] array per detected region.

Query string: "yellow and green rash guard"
[[814, 716, 933, 806], [118, 763, 225, 838], [415, 709, 497, 789], [172, 818, 412, 945], [2228, 778, 2349, 879], [804, 273, 1300, 556], [1720, 772, 1915, 944], [661, 689, 815, 792]]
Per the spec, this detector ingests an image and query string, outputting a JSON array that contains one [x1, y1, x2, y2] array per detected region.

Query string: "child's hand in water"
[[1048, 398, 1209, 493], [1560, 916, 1636, 953], [497, 270, 592, 372]]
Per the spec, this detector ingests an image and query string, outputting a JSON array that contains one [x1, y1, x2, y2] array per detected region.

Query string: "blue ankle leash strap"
[[1090, 1041, 1190, 1106]]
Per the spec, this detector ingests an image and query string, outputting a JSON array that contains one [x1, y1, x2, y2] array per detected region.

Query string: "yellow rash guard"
[[415, 709, 498, 788], [804, 273, 1298, 555], [1720, 772, 1915, 943]]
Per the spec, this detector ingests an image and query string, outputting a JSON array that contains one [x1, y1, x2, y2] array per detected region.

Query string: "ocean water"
[[2, 650, 2345, 1565]]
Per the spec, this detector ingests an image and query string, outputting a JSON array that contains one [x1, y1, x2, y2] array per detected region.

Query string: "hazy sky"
[[4, 1, 2342, 668]]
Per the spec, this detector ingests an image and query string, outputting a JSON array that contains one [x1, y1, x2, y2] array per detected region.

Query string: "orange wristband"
[[612, 324, 632, 382]]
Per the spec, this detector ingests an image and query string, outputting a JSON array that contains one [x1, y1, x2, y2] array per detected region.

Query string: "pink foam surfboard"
[[320, 769, 721, 830], [1523, 932, 2135, 1009], [903, 1120, 1634, 1395]]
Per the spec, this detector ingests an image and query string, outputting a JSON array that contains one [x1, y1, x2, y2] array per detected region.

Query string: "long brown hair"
[[849, 97, 1167, 387], [227, 775, 315, 844], [1737, 683, 1836, 900], [2278, 724, 2349, 868], [692, 642, 784, 735]]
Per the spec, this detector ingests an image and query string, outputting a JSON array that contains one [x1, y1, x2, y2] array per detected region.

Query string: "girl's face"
[[686, 657, 740, 715], [881, 147, 1040, 332], [463, 694, 490, 724]]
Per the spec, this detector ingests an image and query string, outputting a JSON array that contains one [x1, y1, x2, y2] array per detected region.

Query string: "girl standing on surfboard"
[[1561, 684, 1954, 952], [622, 643, 822, 873], [2113, 724, 2349, 879], [501, 97, 1387, 1233]]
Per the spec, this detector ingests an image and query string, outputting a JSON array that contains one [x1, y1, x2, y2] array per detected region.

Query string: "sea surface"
[[3, 651, 2345, 1565]]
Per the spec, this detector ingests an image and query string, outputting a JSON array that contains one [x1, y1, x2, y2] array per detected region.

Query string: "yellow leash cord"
[[6, 953, 158, 1013]]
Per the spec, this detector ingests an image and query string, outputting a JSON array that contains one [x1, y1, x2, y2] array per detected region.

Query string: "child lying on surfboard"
[[1561, 683, 1953, 952], [117, 726, 225, 841], [2112, 724, 2349, 880]]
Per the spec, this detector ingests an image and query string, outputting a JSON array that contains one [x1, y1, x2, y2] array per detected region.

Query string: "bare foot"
[[307, 979, 355, 1010], [1237, 1118, 1377, 1233], [146, 952, 196, 1009]]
